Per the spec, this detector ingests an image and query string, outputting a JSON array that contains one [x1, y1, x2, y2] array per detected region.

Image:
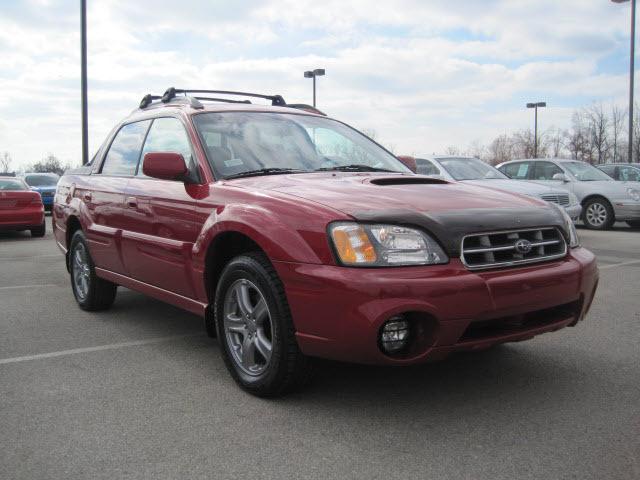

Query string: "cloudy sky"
[[0, 0, 635, 169]]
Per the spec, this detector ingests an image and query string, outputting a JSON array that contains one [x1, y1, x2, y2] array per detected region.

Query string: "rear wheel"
[[30, 221, 46, 237], [69, 230, 117, 311], [214, 252, 314, 397], [582, 197, 614, 230], [627, 220, 640, 229]]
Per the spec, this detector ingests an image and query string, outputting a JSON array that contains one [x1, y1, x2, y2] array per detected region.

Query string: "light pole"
[[303, 68, 325, 107], [612, 0, 636, 163], [80, 0, 88, 165], [526, 102, 546, 158]]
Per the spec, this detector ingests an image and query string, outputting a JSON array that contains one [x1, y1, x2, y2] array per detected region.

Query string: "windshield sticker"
[[517, 164, 529, 177], [224, 158, 244, 167]]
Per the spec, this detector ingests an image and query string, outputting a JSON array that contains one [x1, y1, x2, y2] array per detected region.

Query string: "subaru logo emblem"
[[514, 239, 532, 254]]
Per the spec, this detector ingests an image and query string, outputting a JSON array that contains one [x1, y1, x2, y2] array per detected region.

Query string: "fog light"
[[380, 317, 410, 354]]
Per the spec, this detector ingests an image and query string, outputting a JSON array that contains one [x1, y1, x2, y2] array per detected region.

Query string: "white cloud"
[[0, 0, 633, 169]]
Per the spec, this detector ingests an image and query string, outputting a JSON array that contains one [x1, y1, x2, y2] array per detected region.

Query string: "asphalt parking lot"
[[1, 221, 639, 480]]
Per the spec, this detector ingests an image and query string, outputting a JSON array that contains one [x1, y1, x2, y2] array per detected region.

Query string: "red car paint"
[[53, 103, 598, 365], [0, 178, 44, 232]]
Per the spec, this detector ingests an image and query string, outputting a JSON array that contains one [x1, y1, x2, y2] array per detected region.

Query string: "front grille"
[[461, 227, 567, 270], [540, 193, 570, 206]]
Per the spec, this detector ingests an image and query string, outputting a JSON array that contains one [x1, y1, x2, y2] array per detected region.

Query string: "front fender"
[[191, 202, 333, 269]]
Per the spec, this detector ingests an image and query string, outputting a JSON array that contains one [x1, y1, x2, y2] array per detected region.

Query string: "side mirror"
[[396, 155, 417, 173], [552, 173, 569, 182], [142, 152, 188, 181]]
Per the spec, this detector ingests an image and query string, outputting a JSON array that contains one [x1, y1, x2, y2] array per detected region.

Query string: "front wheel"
[[69, 230, 117, 311], [582, 198, 614, 230], [214, 252, 313, 397]]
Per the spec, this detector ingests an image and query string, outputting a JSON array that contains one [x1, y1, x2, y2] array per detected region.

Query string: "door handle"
[[126, 196, 138, 208], [83, 192, 92, 202]]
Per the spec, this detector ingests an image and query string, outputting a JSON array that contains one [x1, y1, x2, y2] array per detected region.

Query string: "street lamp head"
[[313, 68, 325, 76], [304, 71, 314, 78], [527, 101, 547, 108]]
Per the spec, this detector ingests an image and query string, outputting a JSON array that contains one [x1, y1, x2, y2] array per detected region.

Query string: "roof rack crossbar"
[[194, 96, 252, 104], [162, 87, 286, 106]]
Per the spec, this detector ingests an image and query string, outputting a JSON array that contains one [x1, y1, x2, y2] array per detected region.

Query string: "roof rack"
[[162, 87, 287, 106]]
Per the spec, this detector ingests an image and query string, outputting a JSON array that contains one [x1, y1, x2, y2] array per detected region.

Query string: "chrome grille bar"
[[461, 227, 567, 270]]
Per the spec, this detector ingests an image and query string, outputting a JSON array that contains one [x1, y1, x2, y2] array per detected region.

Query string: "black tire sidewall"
[[583, 198, 613, 230], [215, 255, 288, 392], [69, 231, 97, 309]]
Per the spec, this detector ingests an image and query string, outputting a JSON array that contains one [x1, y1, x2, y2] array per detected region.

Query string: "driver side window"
[[138, 117, 194, 178]]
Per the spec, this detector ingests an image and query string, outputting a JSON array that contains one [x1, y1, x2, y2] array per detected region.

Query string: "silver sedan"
[[497, 158, 640, 230]]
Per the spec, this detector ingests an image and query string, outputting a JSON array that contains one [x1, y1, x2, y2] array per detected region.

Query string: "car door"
[[82, 120, 151, 275], [120, 116, 203, 298]]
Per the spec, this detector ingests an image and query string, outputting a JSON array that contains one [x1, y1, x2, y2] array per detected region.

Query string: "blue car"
[[22, 173, 59, 211]]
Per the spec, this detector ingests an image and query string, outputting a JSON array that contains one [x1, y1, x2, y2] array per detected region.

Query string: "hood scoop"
[[369, 176, 448, 186]]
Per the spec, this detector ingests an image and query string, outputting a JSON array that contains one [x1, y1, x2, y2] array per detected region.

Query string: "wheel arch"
[[65, 215, 83, 272]]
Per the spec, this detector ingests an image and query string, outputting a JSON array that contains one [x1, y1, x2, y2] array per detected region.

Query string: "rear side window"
[[415, 159, 440, 176], [532, 162, 563, 180], [101, 120, 151, 176], [139, 117, 193, 177], [501, 162, 530, 179]]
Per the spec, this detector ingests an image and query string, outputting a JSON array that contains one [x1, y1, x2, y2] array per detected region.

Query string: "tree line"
[[447, 102, 639, 165], [0, 152, 74, 176]]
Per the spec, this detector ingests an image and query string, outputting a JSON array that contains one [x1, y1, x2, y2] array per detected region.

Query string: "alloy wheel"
[[72, 242, 91, 301], [223, 279, 274, 376], [585, 202, 608, 227]]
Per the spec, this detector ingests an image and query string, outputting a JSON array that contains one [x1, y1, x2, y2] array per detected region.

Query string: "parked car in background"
[[497, 159, 640, 230], [53, 87, 597, 396], [398, 155, 582, 221], [0, 176, 45, 237], [597, 163, 640, 183], [22, 173, 59, 211]]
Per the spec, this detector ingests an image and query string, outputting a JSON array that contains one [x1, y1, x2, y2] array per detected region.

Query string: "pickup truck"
[[53, 88, 599, 396]]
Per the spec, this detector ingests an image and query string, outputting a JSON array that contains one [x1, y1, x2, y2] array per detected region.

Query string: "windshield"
[[562, 162, 613, 181], [24, 174, 59, 187], [193, 112, 410, 178], [436, 157, 508, 181], [0, 178, 28, 190]]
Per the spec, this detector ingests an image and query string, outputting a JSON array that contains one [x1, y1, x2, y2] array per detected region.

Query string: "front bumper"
[[612, 201, 640, 221], [274, 247, 598, 365], [565, 203, 582, 222]]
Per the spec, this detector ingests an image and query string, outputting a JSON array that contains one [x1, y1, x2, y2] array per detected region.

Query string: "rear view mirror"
[[552, 173, 569, 182], [142, 152, 188, 181]]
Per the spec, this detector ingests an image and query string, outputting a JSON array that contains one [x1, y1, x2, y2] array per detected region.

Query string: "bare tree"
[[511, 129, 544, 159], [445, 145, 461, 156], [585, 103, 610, 164], [611, 104, 626, 163], [486, 134, 514, 165], [465, 139, 486, 159], [564, 111, 593, 162], [545, 127, 564, 158], [29, 154, 68, 175], [0, 151, 11, 173]]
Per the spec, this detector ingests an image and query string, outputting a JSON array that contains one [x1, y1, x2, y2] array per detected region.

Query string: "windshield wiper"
[[315, 164, 395, 173], [224, 168, 307, 179]]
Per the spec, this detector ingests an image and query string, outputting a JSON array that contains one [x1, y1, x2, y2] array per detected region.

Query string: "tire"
[[69, 230, 117, 311], [627, 220, 640, 229], [30, 221, 46, 237], [582, 197, 614, 230], [214, 252, 314, 397]]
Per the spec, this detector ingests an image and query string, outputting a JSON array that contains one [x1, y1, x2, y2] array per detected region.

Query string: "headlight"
[[627, 187, 640, 202], [329, 222, 448, 266], [558, 207, 579, 248]]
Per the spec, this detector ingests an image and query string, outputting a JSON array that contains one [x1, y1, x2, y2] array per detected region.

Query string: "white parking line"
[[0, 283, 59, 291], [0, 254, 60, 260], [0, 334, 203, 365], [599, 260, 640, 270]]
